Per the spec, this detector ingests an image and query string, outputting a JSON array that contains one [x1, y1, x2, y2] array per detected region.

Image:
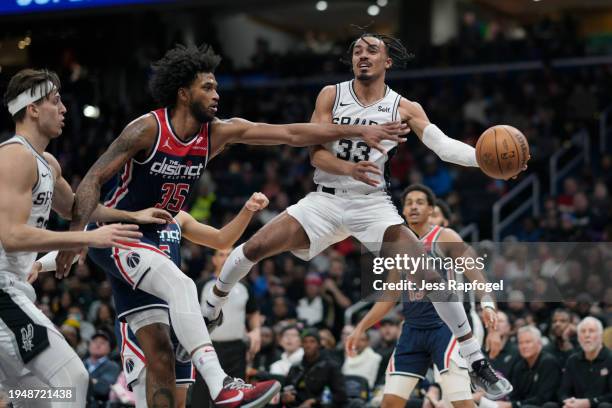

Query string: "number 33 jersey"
[[104, 108, 209, 238], [313, 80, 402, 193]]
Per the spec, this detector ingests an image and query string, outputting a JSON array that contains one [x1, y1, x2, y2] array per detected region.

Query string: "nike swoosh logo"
[[41, 173, 49, 178], [216, 390, 243, 404], [339, 102, 353, 107], [458, 320, 467, 328]]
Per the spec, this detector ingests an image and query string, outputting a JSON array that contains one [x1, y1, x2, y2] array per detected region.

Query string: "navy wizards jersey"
[[402, 225, 448, 329], [104, 107, 209, 242]]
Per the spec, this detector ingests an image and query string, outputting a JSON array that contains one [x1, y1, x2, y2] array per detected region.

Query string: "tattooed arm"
[[54, 114, 157, 277], [70, 114, 157, 230]]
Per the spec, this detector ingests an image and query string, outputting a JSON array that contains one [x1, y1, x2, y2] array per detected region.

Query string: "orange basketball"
[[475, 125, 529, 180]]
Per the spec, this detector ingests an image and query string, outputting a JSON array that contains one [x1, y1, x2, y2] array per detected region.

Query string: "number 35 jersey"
[[104, 108, 209, 239], [313, 80, 402, 193]]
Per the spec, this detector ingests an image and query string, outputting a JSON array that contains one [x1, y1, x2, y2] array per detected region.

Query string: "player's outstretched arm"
[[399, 98, 478, 167], [42, 151, 172, 225], [176, 192, 269, 250], [210, 86, 408, 155], [345, 301, 396, 356], [0, 145, 142, 252], [70, 115, 157, 231]]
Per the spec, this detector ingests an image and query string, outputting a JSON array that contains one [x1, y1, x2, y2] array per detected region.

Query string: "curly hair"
[[149, 43, 221, 107]]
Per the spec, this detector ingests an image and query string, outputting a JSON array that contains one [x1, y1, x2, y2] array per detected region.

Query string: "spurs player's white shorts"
[[0, 275, 64, 380], [286, 190, 404, 261]]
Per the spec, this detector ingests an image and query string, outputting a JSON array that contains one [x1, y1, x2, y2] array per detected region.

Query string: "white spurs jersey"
[[313, 80, 402, 193], [0, 136, 54, 281]]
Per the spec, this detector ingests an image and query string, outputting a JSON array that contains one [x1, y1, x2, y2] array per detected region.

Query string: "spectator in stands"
[[477, 326, 561, 408], [252, 326, 282, 374], [374, 316, 401, 385], [545, 309, 578, 367], [282, 328, 347, 407], [486, 311, 519, 378], [270, 325, 304, 377], [193, 247, 262, 406], [296, 273, 333, 328], [83, 330, 120, 408], [342, 330, 382, 389], [557, 317, 612, 408], [93, 302, 115, 329], [324, 258, 353, 338]]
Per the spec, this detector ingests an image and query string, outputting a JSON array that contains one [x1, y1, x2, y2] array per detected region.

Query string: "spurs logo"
[[21, 323, 34, 352]]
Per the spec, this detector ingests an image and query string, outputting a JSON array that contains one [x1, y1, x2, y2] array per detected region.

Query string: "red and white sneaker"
[[213, 377, 281, 408]]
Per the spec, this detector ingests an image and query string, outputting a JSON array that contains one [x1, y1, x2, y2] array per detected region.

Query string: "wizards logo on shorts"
[[126, 252, 141, 269], [125, 358, 135, 374]]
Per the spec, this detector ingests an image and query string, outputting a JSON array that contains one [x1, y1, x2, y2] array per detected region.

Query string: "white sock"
[[206, 244, 255, 319], [192, 346, 226, 399], [431, 301, 472, 338], [136, 255, 229, 388], [458, 336, 485, 366]]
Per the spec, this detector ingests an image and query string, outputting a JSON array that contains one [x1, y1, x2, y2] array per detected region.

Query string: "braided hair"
[[343, 29, 413, 69]]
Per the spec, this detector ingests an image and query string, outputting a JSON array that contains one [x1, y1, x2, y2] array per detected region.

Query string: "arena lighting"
[[315, 0, 327, 11], [377, 0, 388, 7], [367, 4, 380, 15], [83, 105, 100, 119]]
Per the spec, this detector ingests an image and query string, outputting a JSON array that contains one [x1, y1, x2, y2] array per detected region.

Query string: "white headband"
[[7, 80, 55, 116]]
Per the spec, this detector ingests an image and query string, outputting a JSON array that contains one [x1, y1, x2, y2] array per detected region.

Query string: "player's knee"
[[243, 237, 265, 262], [381, 395, 405, 408], [146, 340, 174, 375]]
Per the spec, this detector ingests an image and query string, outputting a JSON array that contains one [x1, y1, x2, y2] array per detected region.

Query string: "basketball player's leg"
[[205, 192, 348, 321], [24, 329, 89, 407], [210, 211, 309, 300], [132, 322, 175, 407], [382, 224, 511, 396], [0, 287, 88, 407], [124, 252, 229, 399]]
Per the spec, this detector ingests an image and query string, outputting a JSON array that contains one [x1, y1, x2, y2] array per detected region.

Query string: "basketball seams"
[[505, 125, 522, 175], [492, 128, 504, 178]]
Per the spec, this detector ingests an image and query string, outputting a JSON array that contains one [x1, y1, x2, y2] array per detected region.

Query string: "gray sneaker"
[[470, 359, 513, 400]]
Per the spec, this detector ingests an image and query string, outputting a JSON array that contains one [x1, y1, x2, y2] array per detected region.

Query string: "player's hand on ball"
[[351, 161, 381, 187], [132, 208, 173, 224], [245, 192, 269, 212], [359, 121, 409, 152], [27, 261, 42, 284], [344, 328, 363, 357]]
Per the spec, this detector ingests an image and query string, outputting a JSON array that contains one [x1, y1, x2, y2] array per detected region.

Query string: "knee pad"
[[126, 308, 170, 333]]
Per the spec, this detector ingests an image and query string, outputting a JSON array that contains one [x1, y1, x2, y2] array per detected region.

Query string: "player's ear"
[[177, 87, 189, 103], [27, 103, 39, 119], [385, 57, 392, 70]]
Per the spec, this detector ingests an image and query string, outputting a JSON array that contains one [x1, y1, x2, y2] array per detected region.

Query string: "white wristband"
[[37, 251, 79, 272], [481, 295, 496, 311], [422, 124, 479, 167]]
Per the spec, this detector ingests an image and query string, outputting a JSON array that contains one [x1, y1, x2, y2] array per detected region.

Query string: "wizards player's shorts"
[[116, 321, 195, 388], [87, 223, 173, 321], [384, 322, 471, 401]]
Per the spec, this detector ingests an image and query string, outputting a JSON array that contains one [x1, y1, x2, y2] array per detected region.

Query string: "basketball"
[[475, 125, 530, 180]]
